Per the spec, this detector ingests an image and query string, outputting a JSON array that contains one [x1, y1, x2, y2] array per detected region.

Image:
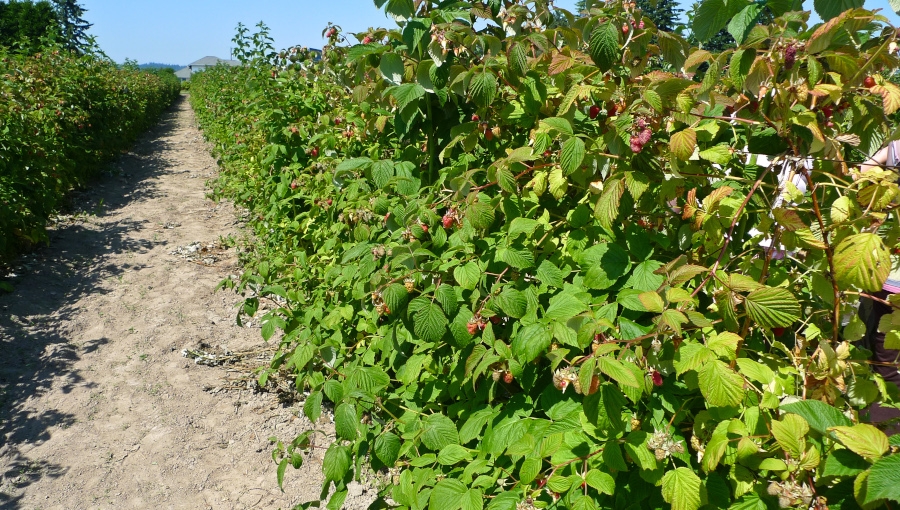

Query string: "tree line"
[[0, 0, 92, 53]]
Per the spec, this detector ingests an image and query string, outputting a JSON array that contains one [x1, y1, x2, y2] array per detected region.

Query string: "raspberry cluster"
[[630, 117, 652, 153], [767, 481, 814, 509], [646, 429, 685, 461]]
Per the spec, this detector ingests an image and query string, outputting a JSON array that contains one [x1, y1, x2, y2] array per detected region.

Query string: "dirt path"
[[0, 96, 374, 509]]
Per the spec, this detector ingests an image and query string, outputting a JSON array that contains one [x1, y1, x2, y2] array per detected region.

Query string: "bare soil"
[[0, 96, 375, 509]]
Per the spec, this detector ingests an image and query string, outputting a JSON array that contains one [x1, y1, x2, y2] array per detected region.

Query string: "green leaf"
[[497, 247, 534, 270], [375, 432, 401, 466], [597, 357, 641, 388], [548, 167, 568, 199], [430, 478, 467, 510], [864, 454, 900, 504], [304, 390, 323, 422], [414, 302, 448, 342], [589, 21, 620, 71], [277, 458, 288, 489], [780, 399, 852, 435], [336, 157, 373, 172], [698, 144, 732, 165], [730, 49, 755, 90], [469, 71, 498, 108], [743, 287, 801, 328], [831, 195, 853, 223], [461, 489, 484, 510], [520, 457, 542, 483], [829, 424, 889, 461], [771, 414, 808, 458], [670, 129, 697, 161], [512, 324, 551, 362], [693, 0, 730, 43], [383, 283, 409, 314], [561, 137, 585, 175], [585, 469, 615, 495], [380, 53, 404, 84], [334, 403, 358, 440], [698, 360, 745, 407], [834, 233, 891, 292], [545, 292, 588, 320], [661, 467, 704, 510], [498, 287, 527, 318], [454, 262, 481, 290], [727, 4, 761, 45], [323, 444, 351, 483], [467, 201, 495, 230], [582, 243, 631, 290], [422, 413, 460, 451], [537, 260, 565, 287], [508, 217, 540, 239], [823, 449, 870, 478], [813, 0, 863, 21], [437, 444, 471, 465]]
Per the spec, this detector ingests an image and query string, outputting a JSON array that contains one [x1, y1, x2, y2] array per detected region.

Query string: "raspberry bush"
[[191, 2, 900, 509]]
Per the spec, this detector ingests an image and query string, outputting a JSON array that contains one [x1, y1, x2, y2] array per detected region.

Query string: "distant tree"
[[574, 0, 682, 32], [0, 0, 61, 51], [51, 0, 91, 52]]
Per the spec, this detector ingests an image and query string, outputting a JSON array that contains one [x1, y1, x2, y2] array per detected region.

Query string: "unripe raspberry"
[[503, 372, 514, 384], [471, 114, 479, 122], [467, 321, 478, 335], [622, 23, 629, 33]]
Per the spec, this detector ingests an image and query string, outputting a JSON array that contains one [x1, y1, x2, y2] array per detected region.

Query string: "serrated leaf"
[[831, 195, 853, 223], [512, 324, 551, 362], [498, 287, 527, 318], [414, 302, 448, 342], [469, 71, 498, 108], [693, 0, 730, 43], [507, 42, 528, 77], [545, 292, 587, 320], [430, 478, 468, 510], [423, 413, 460, 451], [594, 178, 624, 229], [661, 467, 704, 510], [537, 260, 565, 287], [597, 357, 640, 388], [334, 403, 358, 440], [771, 414, 808, 458], [323, 444, 351, 483], [813, 0, 863, 21], [497, 247, 534, 269], [589, 21, 619, 71], [773, 208, 807, 231], [585, 469, 615, 495], [834, 233, 890, 292], [380, 53, 404, 84], [624, 171, 649, 201], [437, 444, 471, 465], [699, 144, 732, 165], [454, 262, 481, 290], [864, 454, 900, 504], [639, 292, 665, 313], [829, 424, 889, 461], [744, 287, 801, 328], [780, 400, 852, 435], [561, 137, 585, 175], [730, 49, 756, 90], [467, 201, 495, 230], [670, 129, 697, 161], [548, 166, 568, 199], [383, 283, 409, 313], [727, 4, 761, 45], [698, 360, 745, 407]]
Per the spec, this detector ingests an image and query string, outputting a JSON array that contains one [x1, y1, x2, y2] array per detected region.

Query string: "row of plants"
[[191, 1, 900, 509], [0, 46, 181, 260]]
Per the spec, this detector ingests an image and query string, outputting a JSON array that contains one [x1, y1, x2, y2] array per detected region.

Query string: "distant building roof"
[[174, 67, 191, 80], [188, 56, 240, 67]]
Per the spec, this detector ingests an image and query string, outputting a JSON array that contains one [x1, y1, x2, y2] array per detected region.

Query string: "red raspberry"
[[589, 105, 600, 119], [471, 114, 479, 122], [442, 214, 455, 229], [503, 372, 514, 384], [784, 44, 797, 70], [466, 322, 478, 335], [651, 371, 663, 387], [622, 23, 629, 34], [864, 76, 876, 88], [638, 20, 645, 29], [773, 327, 785, 336]]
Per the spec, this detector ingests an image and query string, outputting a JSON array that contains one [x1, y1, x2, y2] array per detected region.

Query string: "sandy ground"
[[0, 95, 375, 509]]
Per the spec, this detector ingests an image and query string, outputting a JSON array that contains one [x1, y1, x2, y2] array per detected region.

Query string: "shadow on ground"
[[0, 96, 186, 508]]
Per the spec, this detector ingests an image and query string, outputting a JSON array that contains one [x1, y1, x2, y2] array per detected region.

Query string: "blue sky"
[[81, 0, 900, 65]]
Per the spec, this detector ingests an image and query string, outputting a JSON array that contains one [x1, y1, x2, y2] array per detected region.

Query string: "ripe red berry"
[[467, 322, 478, 335], [864, 76, 876, 88], [503, 372, 514, 384], [783, 44, 797, 70], [651, 371, 663, 387], [622, 23, 629, 33], [638, 20, 645, 29], [490, 316, 500, 324], [606, 101, 617, 116], [589, 105, 600, 119], [471, 114, 480, 122], [773, 327, 785, 336], [311, 147, 318, 157], [442, 214, 454, 229], [290, 181, 298, 190], [484, 128, 493, 141], [822, 105, 833, 118], [326, 198, 333, 206], [421, 224, 428, 233], [362, 36, 372, 44]]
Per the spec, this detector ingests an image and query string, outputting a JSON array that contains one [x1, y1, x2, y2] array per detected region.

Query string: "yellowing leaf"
[[670, 129, 697, 161], [829, 424, 889, 461], [833, 233, 890, 292]]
